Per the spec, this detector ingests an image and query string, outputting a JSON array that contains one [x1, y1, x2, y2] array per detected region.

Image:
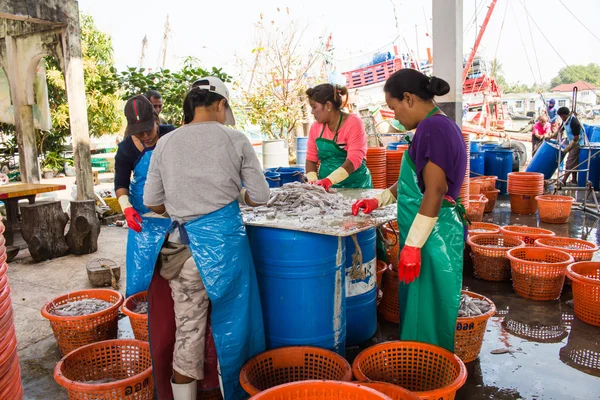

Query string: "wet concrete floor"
[[347, 195, 600, 400]]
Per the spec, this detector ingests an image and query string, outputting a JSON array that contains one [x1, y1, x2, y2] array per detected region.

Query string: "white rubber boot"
[[218, 362, 224, 398], [171, 380, 197, 400]]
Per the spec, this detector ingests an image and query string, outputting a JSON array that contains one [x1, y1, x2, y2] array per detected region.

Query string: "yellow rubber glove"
[[306, 171, 318, 182], [374, 189, 397, 208], [326, 167, 350, 185]]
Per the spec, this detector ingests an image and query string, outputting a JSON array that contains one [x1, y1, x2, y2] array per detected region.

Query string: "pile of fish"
[[133, 301, 148, 314], [243, 182, 356, 221], [458, 293, 493, 317], [51, 299, 112, 317]]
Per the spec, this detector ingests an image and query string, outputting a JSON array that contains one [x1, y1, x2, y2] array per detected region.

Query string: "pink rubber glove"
[[398, 246, 421, 284], [352, 198, 379, 216], [124, 207, 142, 232]]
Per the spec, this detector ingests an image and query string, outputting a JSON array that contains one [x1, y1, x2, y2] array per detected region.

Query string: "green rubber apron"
[[316, 114, 372, 189], [396, 112, 465, 352]]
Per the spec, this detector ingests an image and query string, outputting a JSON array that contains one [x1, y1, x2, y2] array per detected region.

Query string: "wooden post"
[[66, 200, 101, 255], [20, 201, 69, 262]]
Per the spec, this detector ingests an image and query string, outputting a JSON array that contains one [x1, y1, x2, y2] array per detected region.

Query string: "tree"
[[45, 13, 123, 156], [106, 57, 232, 126], [550, 63, 600, 88], [236, 8, 325, 140]]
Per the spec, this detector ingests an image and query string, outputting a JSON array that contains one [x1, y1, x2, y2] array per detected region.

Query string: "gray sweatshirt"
[[144, 121, 270, 224]]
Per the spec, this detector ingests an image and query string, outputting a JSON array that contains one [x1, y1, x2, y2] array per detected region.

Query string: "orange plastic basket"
[[468, 222, 501, 237], [507, 247, 574, 301], [483, 189, 500, 213], [54, 339, 153, 400], [467, 234, 525, 281], [122, 291, 148, 341], [535, 195, 575, 224], [355, 382, 419, 400], [500, 226, 555, 246], [383, 222, 399, 271], [249, 381, 392, 399], [0, 360, 20, 399], [376, 261, 388, 291], [467, 195, 488, 223], [509, 194, 538, 215], [378, 268, 399, 323], [471, 176, 497, 192], [41, 289, 124, 356], [469, 180, 482, 195], [352, 341, 467, 400], [454, 291, 496, 363], [534, 237, 598, 262], [239, 346, 353, 396], [566, 262, 600, 327]]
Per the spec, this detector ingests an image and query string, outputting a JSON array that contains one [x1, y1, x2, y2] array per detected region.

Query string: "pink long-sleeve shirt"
[[306, 113, 367, 170], [533, 121, 551, 136]]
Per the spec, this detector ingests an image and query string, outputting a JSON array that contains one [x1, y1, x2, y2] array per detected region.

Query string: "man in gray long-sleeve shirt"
[[143, 77, 269, 400]]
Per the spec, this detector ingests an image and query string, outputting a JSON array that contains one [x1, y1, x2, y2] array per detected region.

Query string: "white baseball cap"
[[191, 77, 235, 126]]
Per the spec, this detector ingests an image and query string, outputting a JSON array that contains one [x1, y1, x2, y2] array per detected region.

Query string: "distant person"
[[547, 99, 560, 133], [558, 107, 586, 186], [532, 115, 551, 155], [145, 90, 173, 130]]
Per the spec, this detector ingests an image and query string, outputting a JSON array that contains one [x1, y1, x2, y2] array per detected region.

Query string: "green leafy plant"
[[41, 151, 67, 172]]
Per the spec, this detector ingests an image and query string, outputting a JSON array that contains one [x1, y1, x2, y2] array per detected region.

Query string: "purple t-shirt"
[[407, 114, 467, 200]]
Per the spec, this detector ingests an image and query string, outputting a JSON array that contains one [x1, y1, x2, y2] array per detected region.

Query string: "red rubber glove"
[[124, 207, 142, 232], [311, 178, 333, 192], [398, 245, 421, 284], [352, 198, 379, 216]]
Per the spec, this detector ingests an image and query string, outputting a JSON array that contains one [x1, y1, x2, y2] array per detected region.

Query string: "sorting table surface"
[[0, 183, 66, 200]]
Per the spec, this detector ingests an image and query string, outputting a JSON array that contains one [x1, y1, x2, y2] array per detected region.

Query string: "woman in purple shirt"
[[352, 69, 467, 352]]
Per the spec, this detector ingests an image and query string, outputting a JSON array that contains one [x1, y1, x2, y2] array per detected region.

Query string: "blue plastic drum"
[[484, 149, 513, 194], [470, 151, 485, 178], [470, 141, 481, 153], [578, 144, 600, 190], [590, 125, 600, 143], [526, 140, 564, 180], [296, 137, 308, 168]]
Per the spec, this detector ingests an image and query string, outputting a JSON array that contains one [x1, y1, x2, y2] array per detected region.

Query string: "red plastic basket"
[[376, 261, 388, 291], [378, 268, 399, 323], [483, 189, 500, 213], [500, 226, 555, 246], [54, 339, 153, 400], [355, 381, 419, 400], [566, 262, 600, 327], [122, 291, 148, 341], [352, 341, 467, 400], [467, 234, 525, 281], [239, 346, 353, 396], [454, 291, 496, 363], [535, 195, 575, 224], [507, 247, 574, 301], [249, 381, 392, 399], [41, 289, 123, 356], [467, 195, 488, 223]]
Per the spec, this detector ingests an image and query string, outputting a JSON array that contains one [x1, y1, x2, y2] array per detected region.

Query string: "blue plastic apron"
[[125, 147, 171, 297], [166, 201, 266, 400]]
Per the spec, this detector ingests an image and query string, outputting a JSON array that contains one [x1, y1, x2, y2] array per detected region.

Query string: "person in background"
[[144, 77, 269, 400], [547, 98, 560, 133], [352, 69, 467, 353], [145, 89, 174, 129], [114, 95, 172, 295], [304, 83, 372, 190], [532, 114, 551, 155], [558, 106, 586, 186]]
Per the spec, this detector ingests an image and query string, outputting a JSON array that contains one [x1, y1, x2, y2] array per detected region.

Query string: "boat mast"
[[462, 0, 498, 83]]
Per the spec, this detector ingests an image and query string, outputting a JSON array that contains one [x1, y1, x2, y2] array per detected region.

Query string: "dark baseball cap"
[[124, 95, 157, 135]]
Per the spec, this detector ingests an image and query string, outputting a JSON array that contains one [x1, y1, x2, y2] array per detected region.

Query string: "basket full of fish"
[[454, 291, 496, 363]]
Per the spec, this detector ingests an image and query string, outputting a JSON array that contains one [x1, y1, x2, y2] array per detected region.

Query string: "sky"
[[77, 0, 600, 88]]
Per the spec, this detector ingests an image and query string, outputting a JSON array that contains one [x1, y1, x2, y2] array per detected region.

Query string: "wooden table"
[[0, 183, 67, 246]]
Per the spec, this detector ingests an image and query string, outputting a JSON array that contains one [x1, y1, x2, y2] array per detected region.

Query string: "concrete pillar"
[[432, 0, 463, 128], [61, 9, 94, 200]]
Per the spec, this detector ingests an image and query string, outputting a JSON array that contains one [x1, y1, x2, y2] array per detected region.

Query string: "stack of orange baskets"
[[459, 132, 471, 210], [566, 262, 600, 327], [367, 147, 387, 189], [352, 341, 467, 399], [507, 172, 544, 215], [386, 145, 408, 187], [500, 225, 555, 246], [454, 290, 496, 363], [0, 222, 23, 400], [466, 194, 489, 222], [122, 291, 149, 341], [535, 195, 575, 224], [507, 247, 574, 300]]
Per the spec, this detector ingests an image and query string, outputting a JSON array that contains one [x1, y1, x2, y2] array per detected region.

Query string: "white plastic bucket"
[[262, 140, 289, 169], [251, 140, 263, 168]]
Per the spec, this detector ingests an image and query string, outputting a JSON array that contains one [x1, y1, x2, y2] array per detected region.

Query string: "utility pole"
[[415, 24, 421, 61], [138, 35, 148, 69]]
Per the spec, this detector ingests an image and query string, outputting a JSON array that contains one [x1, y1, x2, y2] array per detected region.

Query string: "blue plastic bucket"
[[590, 126, 600, 143], [265, 167, 304, 185], [578, 144, 600, 190], [470, 141, 481, 153], [247, 227, 346, 355], [386, 141, 409, 151], [264, 171, 282, 188], [470, 151, 485, 178], [526, 140, 564, 180], [345, 229, 377, 346], [484, 149, 513, 194], [296, 137, 308, 168]]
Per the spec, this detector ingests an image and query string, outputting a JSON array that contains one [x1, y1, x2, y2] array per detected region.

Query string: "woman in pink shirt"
[[532, 115, 551, 155], [305, 84, 372, 190]]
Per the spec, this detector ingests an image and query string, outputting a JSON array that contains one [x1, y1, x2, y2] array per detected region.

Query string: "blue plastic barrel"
[[578, 144, 600, 190], [484, 149, 513, 194], [345, 229, 377, 346], [296, 137, 309, 168], [590, 126, 600, 143], [264, 171, 281, 188], [247, 227, 346, 354], [386, 141, 409, 151], [481, 143, 499, 153], [470, 151, 485, 178], [470, 141, 481, 153], [526, 141, 564, 180], [265, 167, 304, 185]]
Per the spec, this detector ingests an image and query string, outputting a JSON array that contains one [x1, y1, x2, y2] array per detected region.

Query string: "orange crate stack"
[[366, 147, 387, 189], [386, 146, 407, 187], [460, 131, 471, 210], [507, 172, 544, 215]]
